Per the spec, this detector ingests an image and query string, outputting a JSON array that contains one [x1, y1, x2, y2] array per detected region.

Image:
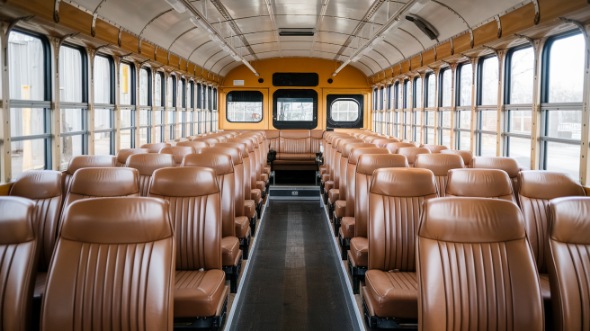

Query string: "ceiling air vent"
[[278, 28, 315, 37]]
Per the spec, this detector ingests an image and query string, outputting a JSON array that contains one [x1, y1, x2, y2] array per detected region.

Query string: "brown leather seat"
[[140, 142, 171, 153], [327, 137, 362, 217], [445, 168, 517, 204], [233, 137, 263, 213], [227, 139, 258, 221], [176, 140, 209, 153], [346, 152, 407, 293], [441, 149, 474, 167], [160, 145, 196, 165], [420, 143, 448, 153], [384, 142, 415, 154], [333, 146, 388, 236], [115, 148, 148, 166], [397, 146, 431, 167], [62, 155, 116, 194], [41, 197, 175, 331], [371, 138, 400, 148], [472, 156, 521, 203], [148, 167, 228, 326], [333, 142, 375, 223], [9, 170, 63, 303], [518, 170, 586, 301], [361, 168, 437, 328], [61, 167, 140, 224], [417, 197, 543, 331], [547, 197, 590, 331], [0, 197, 37, 331], [126, 153, 175, 196], [181, 152, 243, 292], [214, 142, 256, 236], [414, 153, 464, 197]]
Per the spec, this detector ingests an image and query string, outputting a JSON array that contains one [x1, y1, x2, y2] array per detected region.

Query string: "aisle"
[[229, 200, 360, 331]]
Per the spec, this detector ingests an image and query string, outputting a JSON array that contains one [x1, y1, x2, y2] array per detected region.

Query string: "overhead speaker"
[[406, 14, 439, 41]]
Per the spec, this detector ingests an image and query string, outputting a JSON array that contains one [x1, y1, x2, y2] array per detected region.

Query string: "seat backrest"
[[332, 137, 360, 188], [126, 153, 175, 196], [441, 149, 474, 167], [385, 142, 415, 154], [310, 130, 324, 153], [420, 144, 448, 153], [279, 130, 311, 154], [176, 140, 209, 153], [354, 153, 407, 238], [547, 197, 590, 331], [140, 142, 171, 153], [371, 138, 400, 148], [231, 138, 255, 195], [42, 197, 174, 331], [115, 148, 149, 166], [149, 167, 222, 271], [368, 168, 437, 272], [160, 146, 196, 165], [414, 153, 464, 197], [445, 168, 517, 203], [397, 147, 431, 166], [62, 167, 140, 225], [0, 197, 37, 331], [63, 155, 116, 194], [182, 151, 235, 237], [518, 170, 586, 273], [10, 170, 63, 271], [265, 130, 281, 152], [341, 143, 374, 212], [214, 143, 247, 217], [417, 197, 543, 331], [472, 156, 521, 202]]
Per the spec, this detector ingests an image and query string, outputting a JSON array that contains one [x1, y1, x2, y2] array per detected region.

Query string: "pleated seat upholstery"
[[417, 198, 543, 331], [41, 197, 175, 330], [547, 197, 590, 331], [362, 168, 437, 327], [148, 166, 228, 324]]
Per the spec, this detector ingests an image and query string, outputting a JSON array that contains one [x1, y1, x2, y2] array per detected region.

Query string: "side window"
[[273, 89, 318, 129], [327, 94, 363, 129], [226, 91, 263, 122]]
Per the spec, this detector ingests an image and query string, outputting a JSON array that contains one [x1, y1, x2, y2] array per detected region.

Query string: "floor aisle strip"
[[320, 197, 366, 331], [223, 198, 269, 330]]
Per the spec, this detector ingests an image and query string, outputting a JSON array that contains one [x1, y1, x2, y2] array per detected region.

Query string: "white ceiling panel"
[[66, 0, 528, 79]]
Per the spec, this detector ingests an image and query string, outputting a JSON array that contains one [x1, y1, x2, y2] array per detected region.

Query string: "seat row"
[[1, 164, 240, 329], [1, 130, 272, 329], [360, 167, 590, 331], [319, 130, 588, 330]]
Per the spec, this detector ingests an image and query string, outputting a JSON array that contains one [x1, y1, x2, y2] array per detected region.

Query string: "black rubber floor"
[[229, 200, 359, 331]]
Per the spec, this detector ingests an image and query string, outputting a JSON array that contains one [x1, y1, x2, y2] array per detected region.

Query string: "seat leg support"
[[174, 297, 228, 330], [223, 264, 241, 293], [249, 217, 257, 235], [339, 234, 350, 260], [348, 260, 366, 294], [240, 237, 250, 260], [362, 301, 416, 330]]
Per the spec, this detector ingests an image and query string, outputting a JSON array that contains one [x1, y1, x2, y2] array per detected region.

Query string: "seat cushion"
[[364, 270, 418, 318], [322, 174, 330, 184], [263, 166, 271, 175], [324, 181, 334, 193], [539, 273, 551, 300], [328, 189, 340, 204], [244, 200, 257, 218], [235, 216, 251, 238], [334, 200, 347, 219], [251, 189, 262, 204], [261, 173, 269, 183], [175, 270, 227, 317], [339, 217, 355, 239], [221, 236, 241, 266], [255, 181, 266, 191], [349, 237, 368, 267]]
